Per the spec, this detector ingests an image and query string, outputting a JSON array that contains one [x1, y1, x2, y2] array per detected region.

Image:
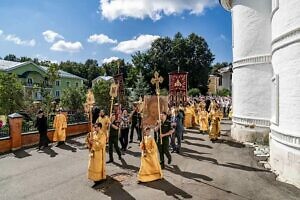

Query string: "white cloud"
[[42, 30, 64, 43], [5, 34, 36, 47], [88, 34, 117, 44], [0, 30, 3, 35], [99, 0, 217, 21], [113, 34, 160, 54], [50, 40, 83, 53], [102, 56, 119, 63]]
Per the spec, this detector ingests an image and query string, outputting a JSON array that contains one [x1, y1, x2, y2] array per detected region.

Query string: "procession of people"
[[84, 93, 230, 186], [33, 71, 230, 187]]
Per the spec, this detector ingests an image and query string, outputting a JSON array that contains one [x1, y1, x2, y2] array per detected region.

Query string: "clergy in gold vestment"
[[194, 103, 200, 126], [138, 127, 163, 183], [184, 104, 195, 128], [199, 102, 209, 133], [96, 110, 110, 137], [53, 108, 67, 143], [209, 104, 223, 141], [87, 123, 106, 183]]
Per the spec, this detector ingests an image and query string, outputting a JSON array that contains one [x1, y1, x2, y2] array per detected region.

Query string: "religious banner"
[[109, 82, 119, 98], [142, 95, 168, 128], [168, 71, 188, 107], [113, 73, 125, 105]]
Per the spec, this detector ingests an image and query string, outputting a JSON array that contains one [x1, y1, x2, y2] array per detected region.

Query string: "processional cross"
[[151, 71, 164, 143]]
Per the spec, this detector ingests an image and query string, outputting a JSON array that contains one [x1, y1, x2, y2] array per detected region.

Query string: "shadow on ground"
[[214, 138, 245, 148], [57, 143, 77, 152], [13, 149, 32, 159], [140, 178, 193, 199], [93, 176, 136, 200], [39, 146, 58, 157]]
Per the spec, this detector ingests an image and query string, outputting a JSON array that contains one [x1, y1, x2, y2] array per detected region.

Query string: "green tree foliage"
[[128, 72, 150, 102], [61, 86, 86, 111], [39, 64, 60, 114], [132, 32, 214, 94], [217, 88, 231, 97], [93, 81, 111, 114], [0, 72, 24, 115], [59, 59, 103, 88], [188, 88, 200, 97], [4, 54, 18, 61]]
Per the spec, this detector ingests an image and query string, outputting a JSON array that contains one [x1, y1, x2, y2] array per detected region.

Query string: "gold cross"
[[151, 71, 163, 95]]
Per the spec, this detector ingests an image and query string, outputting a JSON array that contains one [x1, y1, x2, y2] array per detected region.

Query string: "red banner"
[[168, 71, 188, 107]]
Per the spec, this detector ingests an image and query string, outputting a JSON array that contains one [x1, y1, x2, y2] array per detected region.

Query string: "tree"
[[59, 59, 104, 88], [93, 81, 111, 114], [40, 64, 60, 114], [129, 72, 150, 102], [4, 54, 18, 61], [0, 72, 24, 115], [132, 32, 214, 94], [61, 87, 86, 111]]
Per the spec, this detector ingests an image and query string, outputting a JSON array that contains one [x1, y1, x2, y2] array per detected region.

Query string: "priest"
[[138, 127, 163, 182]]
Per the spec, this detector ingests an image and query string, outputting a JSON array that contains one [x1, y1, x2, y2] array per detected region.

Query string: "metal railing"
[[0, 124, 9, 139], [67, 113, 88, 124], [22, 121, 37, 133], [21, 112, 88, 134]]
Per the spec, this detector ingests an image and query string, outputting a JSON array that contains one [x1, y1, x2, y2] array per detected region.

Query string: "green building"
[[0, 59, 86, 101]]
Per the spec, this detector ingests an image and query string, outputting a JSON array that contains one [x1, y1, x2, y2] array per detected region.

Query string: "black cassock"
[[35, 116, 50, 148]]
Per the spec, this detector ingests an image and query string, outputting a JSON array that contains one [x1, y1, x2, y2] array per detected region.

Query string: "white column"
[[270, 0, 300, 188], [220, 0, 273, 143]]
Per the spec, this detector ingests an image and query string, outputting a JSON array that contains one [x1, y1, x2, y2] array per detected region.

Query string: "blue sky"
[[0, 0, 232, 64]]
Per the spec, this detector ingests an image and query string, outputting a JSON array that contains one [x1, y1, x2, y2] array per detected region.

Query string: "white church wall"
[[270, 0, 300, 187]]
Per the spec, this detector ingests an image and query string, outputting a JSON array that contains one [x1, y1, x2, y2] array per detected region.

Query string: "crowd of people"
[[86, 95, 232, 186], [34, 95, 231, 186]]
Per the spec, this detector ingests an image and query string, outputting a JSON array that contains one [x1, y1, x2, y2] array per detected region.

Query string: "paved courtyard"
[[0, 121, 299, 200]]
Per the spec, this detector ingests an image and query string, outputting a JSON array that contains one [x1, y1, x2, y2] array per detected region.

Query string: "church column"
[[270, 0, 300, 188], [220, 0, 273, 143]]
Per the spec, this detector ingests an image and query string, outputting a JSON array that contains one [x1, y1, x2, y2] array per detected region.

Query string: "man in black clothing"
[[107, 114, 122, 163], [129, 106, 142, 143], [155, 112, 174, 169], [35, 109, 50, 150]]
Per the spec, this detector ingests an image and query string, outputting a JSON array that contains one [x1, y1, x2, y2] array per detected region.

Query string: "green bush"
[[217, 88, 231, 97], [188, 88, 200, 97]]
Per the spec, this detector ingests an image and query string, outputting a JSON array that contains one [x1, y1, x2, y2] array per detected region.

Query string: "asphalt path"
[[0, 121, 300, 200]]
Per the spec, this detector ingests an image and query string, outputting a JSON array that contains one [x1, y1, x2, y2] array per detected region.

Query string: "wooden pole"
[[151, 71, 164, 144]]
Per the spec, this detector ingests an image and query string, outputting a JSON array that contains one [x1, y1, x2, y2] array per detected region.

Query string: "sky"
[[0, 0, 232, 65]]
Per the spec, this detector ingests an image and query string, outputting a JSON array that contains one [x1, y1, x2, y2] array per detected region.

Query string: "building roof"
[[0, 59, 86, 80], [218, 65, 233, 74], [0, 59, 25, 71], [93, 75, 114, 82]]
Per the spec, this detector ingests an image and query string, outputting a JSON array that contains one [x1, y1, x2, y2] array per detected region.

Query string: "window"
[[76, 82, 79, 87], [219, 76, 222, 86], [55, 90, 60, 97], [67, 82, 70, 87], [271, 75, 279, 125], [56, 80, 60, 86], [27, 78, 33, 85]]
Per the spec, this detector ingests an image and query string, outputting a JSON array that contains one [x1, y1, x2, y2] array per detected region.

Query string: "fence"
[[0, 124, 9, 139], [21, 112, 88, 134]]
